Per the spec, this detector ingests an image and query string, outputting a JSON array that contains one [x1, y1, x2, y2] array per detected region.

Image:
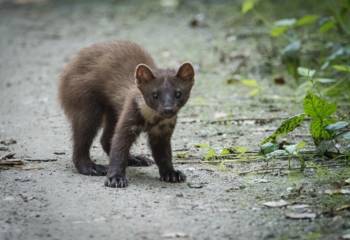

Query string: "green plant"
[[261, 67, 350, 158]]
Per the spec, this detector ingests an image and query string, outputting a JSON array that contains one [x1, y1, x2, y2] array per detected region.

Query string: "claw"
[[160, 170, 186, 183], [105, 175, 128, 188]]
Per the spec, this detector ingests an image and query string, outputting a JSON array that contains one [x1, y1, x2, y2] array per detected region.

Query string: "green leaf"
[[220, 148, 232, 156], [240, 79, 260, 96], [241, 0, 258, 14], [282, 41, 301, 57], [175, 151, 189, 159], [194, 143, 210, 148], [284, 141, 306, 154], [234, 146, 248, 155], [341, 132, 350, 140], [303, 92, 336, 119], [271, 26, 289, 37], [319, 19, 336, 33], [220, 146, 248, 156], [310, 118, 333, 143], [204, 148, 217, 160], [297, 67, 316, 78], [326, 121, 349, 131], [249, 88, 260, 96], [296, 15, 319, 26], [284, 144, 297, 154], [266, 150, 289, 158], [261, 114, 306, 144], [241, 79, 258, 88], [333, 65, 350, 73], [260, 142, 278, 154], [316, 78, 336, 84], [296, 81, 313, 100], [296, 141, 306, 150]]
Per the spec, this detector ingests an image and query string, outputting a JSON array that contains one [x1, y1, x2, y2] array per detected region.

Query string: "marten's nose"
[[163, 107, 175, 116]]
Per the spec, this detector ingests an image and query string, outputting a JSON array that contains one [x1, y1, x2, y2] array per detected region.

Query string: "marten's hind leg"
[[71, 106, 107, 176]]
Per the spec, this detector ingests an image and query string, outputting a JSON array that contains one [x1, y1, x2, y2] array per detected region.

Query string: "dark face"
[[135, 63, 195, 118]]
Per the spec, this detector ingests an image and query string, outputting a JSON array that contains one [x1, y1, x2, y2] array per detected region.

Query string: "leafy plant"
[[261, 114, 306, 144]]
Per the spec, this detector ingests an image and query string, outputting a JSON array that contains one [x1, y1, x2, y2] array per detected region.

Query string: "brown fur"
[[59, 40, 194, 188]]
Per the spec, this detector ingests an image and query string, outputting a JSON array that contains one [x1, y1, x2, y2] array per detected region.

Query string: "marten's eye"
[[175, 91, 182, 99], [152, 92, 159, 100]]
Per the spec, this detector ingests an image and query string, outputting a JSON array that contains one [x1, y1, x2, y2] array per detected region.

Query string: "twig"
[[0, 159, 24, 166], [238, 163, 348, 176], [24, 158, 57, 162], [0, 152, 16, 160]]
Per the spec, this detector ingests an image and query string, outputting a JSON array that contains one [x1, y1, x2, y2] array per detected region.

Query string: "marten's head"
[[135, 62, 195, 119]]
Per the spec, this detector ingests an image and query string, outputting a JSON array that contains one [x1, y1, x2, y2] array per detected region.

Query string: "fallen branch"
[[24, 158, 57, 162], [0, 159, 24, 166], [0, 152, 16, 160]]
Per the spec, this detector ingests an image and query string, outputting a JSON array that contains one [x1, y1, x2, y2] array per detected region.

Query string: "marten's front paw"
[[105, 174, 128, 188], [160, 170, 186, 183]]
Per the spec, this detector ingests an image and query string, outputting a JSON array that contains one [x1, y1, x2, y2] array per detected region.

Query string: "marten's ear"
[[176, 62, 195, 81], [135, 64, 155, 86]]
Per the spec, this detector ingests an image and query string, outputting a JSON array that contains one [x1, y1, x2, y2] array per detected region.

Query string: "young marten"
[[59, 41, 195, 188]]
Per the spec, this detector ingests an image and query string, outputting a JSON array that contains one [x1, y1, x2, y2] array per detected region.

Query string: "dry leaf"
[[325, 189, 350, 195], [336, 204, 350, 212], [285, 212, 316, 219], [287, 204, 310, 213], [342, 233, 350, 239], [263, 199, 288, 208]]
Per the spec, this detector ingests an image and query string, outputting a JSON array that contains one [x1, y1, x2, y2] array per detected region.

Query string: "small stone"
[[162, 232, 189, 238], [187, 183, 203, 189]]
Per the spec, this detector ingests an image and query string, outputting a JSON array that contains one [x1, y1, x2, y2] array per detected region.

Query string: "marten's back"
[[59, 41, 156, 115]]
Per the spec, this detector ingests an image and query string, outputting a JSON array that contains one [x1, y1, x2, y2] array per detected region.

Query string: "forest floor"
[[0, 1, 349, 240]]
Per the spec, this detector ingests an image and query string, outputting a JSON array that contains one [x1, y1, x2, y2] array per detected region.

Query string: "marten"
[[59, 41, 195, 188]]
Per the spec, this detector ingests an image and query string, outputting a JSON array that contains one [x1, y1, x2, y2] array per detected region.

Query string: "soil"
[[0, 1, 349, 240]]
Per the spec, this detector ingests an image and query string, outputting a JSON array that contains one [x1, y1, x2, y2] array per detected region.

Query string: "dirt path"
[[0, 1, 348, 240]]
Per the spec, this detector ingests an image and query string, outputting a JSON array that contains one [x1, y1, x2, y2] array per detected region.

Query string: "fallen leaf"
[[345, 178, 350, 184], [0, 152, 16, 160], [325, 189, 350, 195], [336, 204, 350, 212], [254, 178, 270, 183], [263, 199, 288, 208], [342, 233, 350, 240], [285, 212, 316, 220], [214, 112, 228, 119], [287, 204, 310, 213]]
